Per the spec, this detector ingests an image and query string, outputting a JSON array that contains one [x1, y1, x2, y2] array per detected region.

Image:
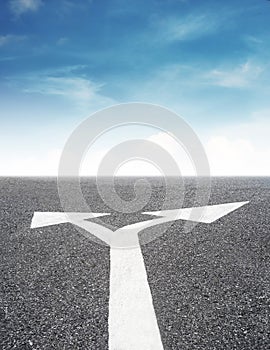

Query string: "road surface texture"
[[0, 177, 269, 349]]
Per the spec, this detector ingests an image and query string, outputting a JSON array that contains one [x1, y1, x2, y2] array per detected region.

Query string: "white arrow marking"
[[109, 242, 164, 350], [144, 201, 249, 224], [31, 212, 108, 229], [31, 212, 112, 244], [30, 201, 249, 350]]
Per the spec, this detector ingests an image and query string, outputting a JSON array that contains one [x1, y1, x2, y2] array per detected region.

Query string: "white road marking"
[[31, 212, 69, 228], [144, 201, 249, 224], [30, 201, 249, 349], [31, 211, 111, 244], [109, 242, 164, 350], [31, 212, 108, 228]]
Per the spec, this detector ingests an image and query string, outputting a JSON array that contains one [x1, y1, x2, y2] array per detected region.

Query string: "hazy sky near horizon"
[[0, 0, 270, 176]]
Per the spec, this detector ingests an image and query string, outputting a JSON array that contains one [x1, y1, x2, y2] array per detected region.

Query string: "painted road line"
[[31, 211, 112, 244], [30, 201, 249, 349], [31, 202, 249, 233], [109, 243, 164, 350], [144, 201, 249, 224], [31, 212, 108, 228]]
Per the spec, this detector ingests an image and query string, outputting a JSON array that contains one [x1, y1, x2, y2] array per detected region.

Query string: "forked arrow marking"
[[31, 201, 248, 350]]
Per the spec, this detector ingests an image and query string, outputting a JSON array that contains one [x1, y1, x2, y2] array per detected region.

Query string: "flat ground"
[[0, 177, 269, 349]]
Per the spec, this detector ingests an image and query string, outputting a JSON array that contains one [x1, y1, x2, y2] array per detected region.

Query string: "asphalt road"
[[0, 177, 269, 349]]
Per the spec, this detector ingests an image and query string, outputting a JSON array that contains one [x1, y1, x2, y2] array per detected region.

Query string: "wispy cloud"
[[244, 35, 263, 46], [11, 70, 116, 110], [25, 76, 102, 100], [53, 0, 93, 17], [205, 61, 264, 88], [136, 60, 265, 95], [56, 37, 69, 46], [0, 34, 26, 47], [9, 0, 43, 17], [153, 13, 220, 42]]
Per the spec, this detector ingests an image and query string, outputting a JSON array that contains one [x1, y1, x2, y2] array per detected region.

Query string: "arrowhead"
[[144, 201, 249, 224], [31, 212, 108, 228]]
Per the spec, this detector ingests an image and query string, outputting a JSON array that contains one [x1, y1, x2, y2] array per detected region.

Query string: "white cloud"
[[205, 61, 263, 88], [0, 149, 61, 176], [143, 125, 270, 176], [145, 114, 270, 176], [56, 37, 69, 46], [80, 123, 270, 177], [0, 34, 26, 46], [244, 35, 263, 45], [206, 136, 270, 176], [204, 113, 270, 176], [9, 0, 43, 17], [26, 76, 101, 100], [1, 107, 269, 176], [170, 15, 217, 41], [22, 75, 116, 110], [147, 132, 195, 175], [154, 13, 220, 43], [79, 128, 196, 177], [1, 127, 269, 177]]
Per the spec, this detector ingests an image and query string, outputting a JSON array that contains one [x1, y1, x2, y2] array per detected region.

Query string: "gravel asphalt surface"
[[0, 177, 269, 349]]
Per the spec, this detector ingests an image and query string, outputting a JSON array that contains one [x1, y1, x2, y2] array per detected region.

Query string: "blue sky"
[[1, 0, 270, 175]]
